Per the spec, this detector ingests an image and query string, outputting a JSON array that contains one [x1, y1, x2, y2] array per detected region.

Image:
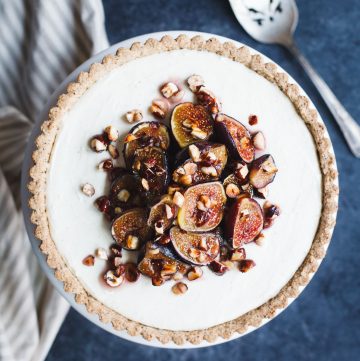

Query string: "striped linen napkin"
[[0, 1, 109, 360]]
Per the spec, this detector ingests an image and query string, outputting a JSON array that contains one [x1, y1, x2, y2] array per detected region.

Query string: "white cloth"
[[0, 1, 109, 360]]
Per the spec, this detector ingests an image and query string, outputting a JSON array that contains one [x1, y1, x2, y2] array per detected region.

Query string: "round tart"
[[28, 35, 338, 345]]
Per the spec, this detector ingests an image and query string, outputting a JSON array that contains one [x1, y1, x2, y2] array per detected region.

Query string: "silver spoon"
[[229, 0, 360, 157]]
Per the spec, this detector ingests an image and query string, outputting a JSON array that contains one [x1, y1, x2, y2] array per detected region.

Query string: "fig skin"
[[138, 242, 188, 280], [177, 181, 226, 232], [171, 102, 213, 148], [123, 121, 170, 168], [131, 146, 170, 197], [224, 195, 264, 248], [170, 227, 221, 265], [249, 154, 278, 189], [214, 113, 254, 163], [111, 208, 153, 250]]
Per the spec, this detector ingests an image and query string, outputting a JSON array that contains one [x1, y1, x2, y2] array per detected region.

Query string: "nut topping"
[[125, 235, 140, 250], [141, 178, 150, 191], [248, 114, 258, 126], [82, 255, 95, 266], [179, 174, 192, 186], [95, 247, 108, 260], [230, 248, 246, 261], [160, 263, 177, 277], [196, 86, 221, 114], [191, 127, 208, 140], [90, 138, 107, 152], [117, 189, 130, 202], [154, 220, 165, 234], [104, 270, 124, 287], [82, 183, 95, 197], [183, 162, 197, 175], [98, 159, 113, 171], [225, 183, 240, 198], [150, 99, 168, 119], [152, 276, 165, 286], [173, 191, 185, 207], [172, 271, 184, 281], [165, 204, 174, 219], [125, 109, 143, 123], [188, 144, 201, 162], [172, 282, 188, 295], [187, 266, 203, 281], [252, 131, 266, 150], [104, 125, 119, 141], [196, 200, 207, 212], [110, 244, 122, 256], [238, 259, 256, 273], [255, 233, 265, 246], [108, 144, 119, 159], [201, 166, 217, 177], [187, 74, 204, 92], [160, 82, 179, 98]]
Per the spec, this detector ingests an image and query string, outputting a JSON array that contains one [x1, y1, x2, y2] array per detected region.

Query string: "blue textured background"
[[47, 0, 360, 360]]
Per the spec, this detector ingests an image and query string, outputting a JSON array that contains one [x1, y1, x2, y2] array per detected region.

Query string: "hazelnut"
[[125, 109, 143, 123], [221, 260, 235, 269], [150, 99, 168, 119], [173, 191, 185, 207], [152, 276, 165, 286], [141, 178, 150, 191], [226, 183, 240, 198], [104, 125, 119, 141], [117, 189, 130, 202], [108, 144, 119, 159], [98, 159, 113, 171], [235, 164, 249, 180], [167, 184, 182, 196], [196, 200, 207, 212], [199, 195, 212, 208], [198, 236, 208, 251], [114, 207, 122, 214], [172, 282, 188, 295], [165, 204, 174, 219], [104, 270, 124, 287], [155, 220, 165, 234], [82, 255, 95, 266], [230, 248, 246, 261], [160, 263, 177, 277], [191, 127, 207, 140], [187, 266, 203, 281], [248, 114, 258, 126], [125, 235, 140, 250], [182, 119, 194, 129], [255, 233, 265, 246], [172, 271, 184, 281], [188, 144, 201, 162], [82, 183, 95, 197], [90, 138, 107, 152], [201, 166, 217, 177], [238, 259, 256, 273], [176, 167, 186, 175], [196, 87, 221, 114], [114, 263, 126, 276], [183, 162, 197, 175], [187, 74, 204, 92], [252, 131, 266, 150], [179, 174, 192, 186], [113, 256, 122, 268], [110, 244, 122, 256], [95, 247, 108, 260], [207, 152, 217, 162], [189, 248, 201, 259], [160, 82, 179, 98], [148, 247, 160, 256]]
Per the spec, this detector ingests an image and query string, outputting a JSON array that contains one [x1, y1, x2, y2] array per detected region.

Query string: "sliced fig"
[[249, 154, 278, 189], [132, 146, 169, 196], [123, 121, 170, 167], [111, 208, 153, 250], [170, 227, 220, 265], [173, 142, 228, 186], [148, 195, 177, 234], [109, 173, 144, 209], [177, 182, 226, 232], [138, 242, 188, 280], [224, 195, 264, 248], [171, 102, 213, 148], [214, 113, 254, 163]]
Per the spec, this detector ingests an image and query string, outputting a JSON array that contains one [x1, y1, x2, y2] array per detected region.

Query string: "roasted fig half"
[[224, 195, 264, 248], [173, 142, 228, 186], [171, 102, 213, 148], [138, 242, 188, 281], [148, 195, 177, 234], [249, 154, 278, 189], [109, 173, 144, 209], [214, 114, 254, 163], [123, 121, 170, 167], [132, 146, 169, 196], [177, 182, 226, 232], [111, 208, 153, 250], [170, 227, 220, 265]]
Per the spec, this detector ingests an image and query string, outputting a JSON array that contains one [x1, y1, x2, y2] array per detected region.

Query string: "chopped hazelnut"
[[187, 74, 204, 92], [188, 144, 201, 162], [104, 125, 119, 141], [226, 183, 240, 198], [248, 114, 258, 126], [173, 191, 184, 207], [165, 204, 174, 219], [126, 235, 140, 250], [125, 109, 143, 123], [201, 166, 217, 177], [230, 248, 246, 261], [117, 189, 130, 202], [167, 184, 182, 196], [172, 271, 184, 281], [98, 159, 113, 171], [182, 119, 194, 129], [141, 178, 150, 191], [183, 162, 197, 175], [191, 127, 207, 140], [187, 266, 203, 281], [196, 200, 207, 212], [255, 233, 265, 246], [104, 270, 124, 287], [82, 183, 95, 197], [90, 138, 107, 152], [172, 282, 188, 295], [179, 174, 192, 186], [199, 195, 211, 208], [95, 247, 108, 260], [252, 131, 266, 150], [108, 144, 119, 159], [239, 259, 256, 273], [150, 99, 168, 119], [198, 237, 208, 251], [160, 82, 179, 98], [82, 255, 95, 266], [160, 263, 177, 277]]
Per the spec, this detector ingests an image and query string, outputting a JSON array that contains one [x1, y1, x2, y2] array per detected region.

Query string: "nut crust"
[[28, 35, 338, 345]]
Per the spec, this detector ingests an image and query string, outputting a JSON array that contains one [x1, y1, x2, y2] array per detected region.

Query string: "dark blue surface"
[[47, 0, 360, 360]]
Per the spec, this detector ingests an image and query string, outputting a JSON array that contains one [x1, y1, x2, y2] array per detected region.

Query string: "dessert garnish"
[[83, 74, 280, 293]]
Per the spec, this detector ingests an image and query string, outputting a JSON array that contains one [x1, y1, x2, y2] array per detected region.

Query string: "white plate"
[[21, 31, 335, 348]]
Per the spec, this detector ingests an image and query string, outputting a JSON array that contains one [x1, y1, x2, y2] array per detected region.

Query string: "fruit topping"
[[171, 102, 213, 148], [248, 114, 258, 126], [131, 146, 169, 196], [123, 121, 170, 167], [249, 154, 278, 189], [111, 208, 153, 250], [173, 143, 228, 186], [82, 255, 95, 266], [148, 196, 177, 234], [252, 131, 266, 150], [104, 269, 124, 287], [172, 282, 188, 295], [196, 87, 221, 114], [215, 113, 254, 163], [82, 183, 95, 197], [238, 259, 256, 273], [224, 195, 264, 248], [187, 266, 203, 281], [172, 191, 185, 208], [177, 182, 226, 232], [125, 109, 143, 123], [150, 99, 169, 119], [170, 226, 220, 265], [187, 74, 204, 93]]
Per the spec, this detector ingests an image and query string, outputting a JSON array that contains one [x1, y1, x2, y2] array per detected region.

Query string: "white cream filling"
[[47, 50, 322, 331]]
